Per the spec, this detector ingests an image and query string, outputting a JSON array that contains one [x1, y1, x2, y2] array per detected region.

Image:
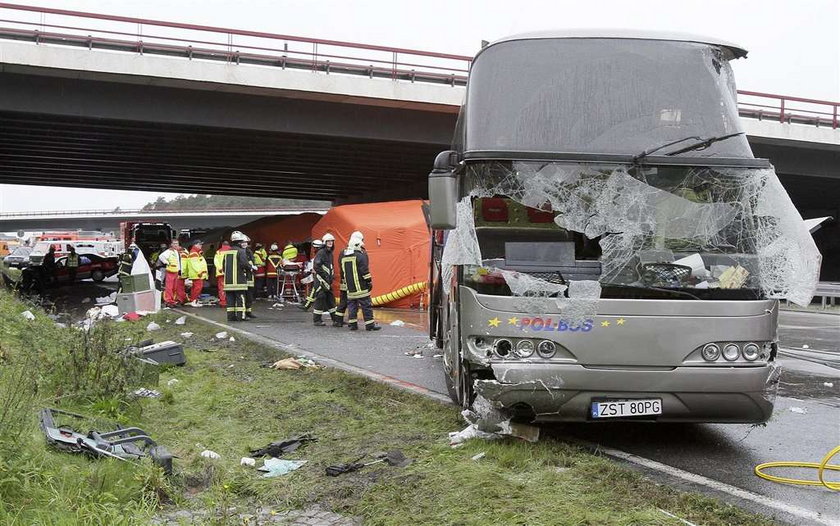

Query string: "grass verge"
[[0, 289, 779, 525]]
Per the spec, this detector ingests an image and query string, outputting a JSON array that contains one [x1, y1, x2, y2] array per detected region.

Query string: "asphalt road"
[[180, 301, 839, 525]]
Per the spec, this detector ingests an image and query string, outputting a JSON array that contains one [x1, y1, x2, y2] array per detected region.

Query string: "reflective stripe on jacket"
[[282, 244, 298, 261], [213, 248, 227, 277], [266, 253, 283, 277], [67, 254, 80, 268], [221, 248, 249, 291], [186, 248, 208, 279], [165, 249, 187, 275]]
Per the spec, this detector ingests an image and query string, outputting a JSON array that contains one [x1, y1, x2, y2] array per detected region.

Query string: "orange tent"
[[237, 213, 323, 248], [312, 200, 430, 309]]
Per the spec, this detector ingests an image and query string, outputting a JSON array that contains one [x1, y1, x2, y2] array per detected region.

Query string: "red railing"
[[0, 3, 836, 127]]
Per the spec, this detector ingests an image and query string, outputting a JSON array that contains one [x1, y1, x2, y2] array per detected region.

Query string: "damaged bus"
[[428, 30, 820, 423]]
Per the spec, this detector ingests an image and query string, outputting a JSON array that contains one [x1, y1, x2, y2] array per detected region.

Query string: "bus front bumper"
[[473, 362, 780, 423]]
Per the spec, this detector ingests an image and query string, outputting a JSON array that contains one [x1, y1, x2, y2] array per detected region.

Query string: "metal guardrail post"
[[779, 98, 785, 123]]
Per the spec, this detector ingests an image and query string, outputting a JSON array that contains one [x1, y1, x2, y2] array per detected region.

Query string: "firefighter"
[[221, 231, 250, 321], [162, 239, 188, 307], [265, 243, 283, 299], [66, 245, 80, 283], [341, 235, 381, 331], [245, 236, 257, 319], [335, 231, 363, 326], [186, 239, 208, 306], [253, 242, 267, 298], [311, 233, 341, 327], [214, 240, 230, 308], [299, 239, 323, 311], [116, 243, 136, 293]]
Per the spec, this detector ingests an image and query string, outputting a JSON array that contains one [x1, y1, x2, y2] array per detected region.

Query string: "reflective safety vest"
[[165, 249, 188, 275], [266, 253, 283, 277], [341, 249, 372, 300], [282, 244, 298, 261], [67, 253, 80, 268], [186, 248, 208, 279], [213, 248, 227, 277], [254, 248, 267, 278], [221, 248, 248, 291]]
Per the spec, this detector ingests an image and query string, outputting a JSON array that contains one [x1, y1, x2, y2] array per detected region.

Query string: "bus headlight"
[[537, 340, 556, 358], [722, 343, 740, 361], [742, 343, 760, 361], [701, 343, 720, 362], [494, 339, 512, 358], [516, 340, 535, 358], [473, 337, 492, 354]]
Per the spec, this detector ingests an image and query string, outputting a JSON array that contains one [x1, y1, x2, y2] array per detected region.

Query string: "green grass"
[[0, 289, 780, 525]]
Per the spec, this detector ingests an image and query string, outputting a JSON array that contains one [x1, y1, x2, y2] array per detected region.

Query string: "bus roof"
[[485, 29, 748, 59]]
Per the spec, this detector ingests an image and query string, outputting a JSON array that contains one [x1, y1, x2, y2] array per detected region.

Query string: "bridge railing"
[[0, 3, 837, 127], [0, 2, 472, 85], [0, 206, 329, 218]]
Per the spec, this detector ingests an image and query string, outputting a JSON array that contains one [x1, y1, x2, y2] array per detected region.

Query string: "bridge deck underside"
[[0, 111, 445, 201]]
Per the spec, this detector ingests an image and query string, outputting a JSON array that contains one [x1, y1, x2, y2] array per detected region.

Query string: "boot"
[[313, 313, 326, 326], [246, 312, 257, 319], [365, 324, 382, 331], [348, 323, 358, 331], [331, 314, 344, 327]]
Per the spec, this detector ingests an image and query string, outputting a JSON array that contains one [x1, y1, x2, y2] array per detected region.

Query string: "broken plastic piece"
[[214, 331, 228, 340], [259, 458, 307, 477], [20, 310, 35, 321], [146, 322, 161, 331], [240, 457, 256, 467], [200, 449, 221, 459], [250, 434, 316, 458], [174, 316, 186, 325]]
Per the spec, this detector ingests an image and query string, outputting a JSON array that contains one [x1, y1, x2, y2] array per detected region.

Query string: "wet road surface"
[[181, 302, 839, 525]]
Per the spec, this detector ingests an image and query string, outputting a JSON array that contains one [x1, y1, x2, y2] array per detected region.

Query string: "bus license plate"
[[591, 399, 662, 419]]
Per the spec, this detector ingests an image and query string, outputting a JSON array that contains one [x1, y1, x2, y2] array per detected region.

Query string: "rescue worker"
[[186, 239, 208, 306], [149, 242, 166, 269], [244, 236, 257, 319], [220, 231, 250, 321], [335, 231, 363, 326], [265, 243, 283, 299], [66, 245, 79, 283], [161, 239, 188, 307], [253, 242, 267, 298], [116, 243, 136, 293], [311, 233, 341, 327], [341, 235, 381, 331], [282, 241, 298, 262], [299, 239, 323, 310], [214, 240, 230, 308], [151, 242, 168, 291], [42, 245, 57, 284]]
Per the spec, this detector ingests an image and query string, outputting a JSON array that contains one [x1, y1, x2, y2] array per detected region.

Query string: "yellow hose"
[[371, 281, 427, 306], [754, 445, 840, 490]]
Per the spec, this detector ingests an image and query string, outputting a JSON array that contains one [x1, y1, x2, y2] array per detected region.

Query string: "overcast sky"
[[1, 0, 838, 213]]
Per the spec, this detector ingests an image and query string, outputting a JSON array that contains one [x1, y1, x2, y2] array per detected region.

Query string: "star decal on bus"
[[488, 317, 501, 327]]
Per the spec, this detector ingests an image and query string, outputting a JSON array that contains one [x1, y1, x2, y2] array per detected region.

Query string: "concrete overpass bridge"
[[0, 2, 838, 217], [0, 206, 328, 232]]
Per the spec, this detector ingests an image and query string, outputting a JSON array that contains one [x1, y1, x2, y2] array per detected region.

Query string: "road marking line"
[[177, 310, 836, 525], [572, 438, 840, 526]]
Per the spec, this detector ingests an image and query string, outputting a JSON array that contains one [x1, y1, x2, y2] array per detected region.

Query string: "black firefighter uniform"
[[340, 248, 378, 330], [221, 245, 250, 321]]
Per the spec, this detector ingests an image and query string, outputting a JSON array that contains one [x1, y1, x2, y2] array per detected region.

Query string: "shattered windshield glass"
[[442, 161, 820, 308], [465, 39, 750, 157]]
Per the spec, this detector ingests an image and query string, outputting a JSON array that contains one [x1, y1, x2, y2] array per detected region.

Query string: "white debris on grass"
[[229, 337, 236, 342], [433, 354, 443, 359], [180, 332, 194, 338], [146, 322, 162, 331], [167, 378, 180, 387], [789, 407, 807, 414], [54, 322, 67, 329], [390, 320, 405, 327], [200, 450, 221, 460], [823, 382, 834, 388], [20, 310, 35, 321], [95, 292, 117, 305], [240, 457, 256, 467], [802, 344, 810, 349], [101, 305, 119, 318], [132, 388, 161, 398], [174, 316, 187, 325], [214, 331, 228, 340], [471, 452, 486, 461]]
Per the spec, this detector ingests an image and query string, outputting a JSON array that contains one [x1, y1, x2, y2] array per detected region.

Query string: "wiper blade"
[[600, 282, 701, 300], [632, 136, 701, 164], [664, 132, 745, 157]]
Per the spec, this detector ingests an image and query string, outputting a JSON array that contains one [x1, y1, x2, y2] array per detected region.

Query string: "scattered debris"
[[450, 396, 541, 444], [40, 408, 173, 475], [471, 452, 486, 461], [433, 354, 443, 359], [390, 320, 405, 327], [789, 407, 807, 414], [214, 331, 229, 340], [101, 305, 119, 318], [130, 341, 186, 366], [96, 292, 118, 305], [80, 297, 91, 304], [20, 310, 35, 321], [229, 337, 236, 342], [449, 425, 501, 445], [240, 457, 256, 467], [326, 450, 411, 476], [802, 344, 810, 349], [174, 316, 186, 325], [200, 450, 221, 460], [268, 357, 320, 370], [146, 322, 162, 331], [167, 378, 180, 387], [180, 332, 194, 339], [824, 382, 834, 388], [132, 388, 161, 398], [123, 312, 141, 321], [259, 458, 307, 478], [250, 434, 316, 457]]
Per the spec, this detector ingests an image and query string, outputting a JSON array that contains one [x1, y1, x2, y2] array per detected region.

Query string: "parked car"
[[3, 246, 32, 268], [53, 254, 119, 283]]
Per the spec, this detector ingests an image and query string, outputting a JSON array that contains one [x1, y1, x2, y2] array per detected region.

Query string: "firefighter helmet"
[[312, 239, 324, 248], [230, 231, 247, 242], [270, 243, 279, 251], [322, 233, 335, 242], [350, 230, 364, 242]]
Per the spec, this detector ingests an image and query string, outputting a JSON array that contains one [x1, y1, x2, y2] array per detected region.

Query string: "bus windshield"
[[464, 39, 751, 157], [451, 160, 820, 305]]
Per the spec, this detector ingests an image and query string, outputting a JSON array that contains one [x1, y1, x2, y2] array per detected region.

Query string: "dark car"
[[53, 254, 119, 283], [3, 246, 32, 268]]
